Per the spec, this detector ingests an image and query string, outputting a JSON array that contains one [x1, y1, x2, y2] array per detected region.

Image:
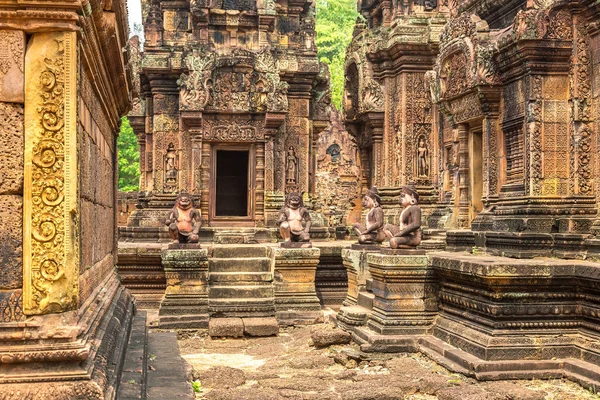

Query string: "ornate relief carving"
[[0, 290, 25, 322], [361, 79, 384, 113], [179, 49, 215, 111], [203, 118, 264, 142], [545, 10, 573, 40], [439, 12, 477, 48], [448, 92, 481, 123], [572, 22, 593, 195], [24, 32, 79, 315], [529, 75, 543, 196], [441, 52, 468, 99], [0, 30, 24, 74]]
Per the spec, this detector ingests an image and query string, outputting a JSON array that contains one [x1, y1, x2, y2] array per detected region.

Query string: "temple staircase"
[[207, 245, 279, 336]]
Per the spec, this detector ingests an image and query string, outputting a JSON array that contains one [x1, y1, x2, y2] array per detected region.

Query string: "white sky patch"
[[127, 0, 143, 39]]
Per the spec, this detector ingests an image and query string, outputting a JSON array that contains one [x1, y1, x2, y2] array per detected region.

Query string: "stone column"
[[371, 126, 384, 187], [159, 248, 209, 329], [456, 123, 470, 228], [366, 252, 437, 335], [271, 247, 323, 325]]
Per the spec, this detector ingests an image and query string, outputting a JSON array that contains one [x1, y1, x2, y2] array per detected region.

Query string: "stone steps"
[[117, 310, 148, 400], [208, 245, 277, 330], [211, 245, 270, 258], [209, 257, 271, 272], [209, 284, 274, 299], [210, 271, 273, 284]]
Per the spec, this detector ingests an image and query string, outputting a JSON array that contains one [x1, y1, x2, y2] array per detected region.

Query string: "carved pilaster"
[[23, 31, 78, 315], [457, 123, 469, 228]]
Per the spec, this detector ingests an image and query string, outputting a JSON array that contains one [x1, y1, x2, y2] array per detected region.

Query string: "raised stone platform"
[[336, 251, 600, 390]]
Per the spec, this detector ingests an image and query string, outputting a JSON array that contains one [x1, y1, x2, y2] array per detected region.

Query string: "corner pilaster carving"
[[23, 31, 79, 315]]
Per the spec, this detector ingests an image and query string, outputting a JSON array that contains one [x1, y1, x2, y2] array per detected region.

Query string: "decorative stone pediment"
[[178, 47, 288, 113], [429, 13, 500, 123]]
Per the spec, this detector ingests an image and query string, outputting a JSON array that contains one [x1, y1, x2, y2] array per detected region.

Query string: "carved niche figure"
[[353, 187, 386, 244], [421, 0, 437, 11], [165, 143, 178, 190], [277, 192, 311, 243], [166, 193, 202, 243], [286, 146, 298, 184], [417, 138, 429, 177], [383, 186, 422, 248], [326, 143, 341, 162]]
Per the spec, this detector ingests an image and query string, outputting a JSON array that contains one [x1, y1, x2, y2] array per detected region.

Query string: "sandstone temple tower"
[[428, 0, 600, 257], [126, 0, 330, 240], [342, 0, 448, 226]]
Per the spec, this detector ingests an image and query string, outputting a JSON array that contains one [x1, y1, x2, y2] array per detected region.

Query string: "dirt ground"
[[177, 322, 599, 400]]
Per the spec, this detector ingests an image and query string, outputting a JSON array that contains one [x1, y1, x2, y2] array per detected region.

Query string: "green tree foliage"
[[315, 0, 358, 110], [118, 116, 140, 192]]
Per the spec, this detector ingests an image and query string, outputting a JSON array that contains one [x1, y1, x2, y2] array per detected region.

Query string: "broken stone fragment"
[[310, 327, 351, 348]]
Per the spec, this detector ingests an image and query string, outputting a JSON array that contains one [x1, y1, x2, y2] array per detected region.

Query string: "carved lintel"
[[24, 31, 79, 315]]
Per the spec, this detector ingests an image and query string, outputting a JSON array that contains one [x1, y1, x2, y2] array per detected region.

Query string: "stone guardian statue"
[[277, 192, 311, 244], [383, 186, 422, 248], [166, 193, 202, 243], [353, 187, 386, 244]]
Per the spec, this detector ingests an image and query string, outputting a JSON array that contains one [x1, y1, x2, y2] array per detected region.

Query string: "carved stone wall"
[[316, 111, 361, 226], [0, 29, 25, 323], [0, 1, 135, 397]]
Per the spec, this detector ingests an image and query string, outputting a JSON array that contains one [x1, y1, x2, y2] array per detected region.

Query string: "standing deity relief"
[[164, 143, 178, 192]]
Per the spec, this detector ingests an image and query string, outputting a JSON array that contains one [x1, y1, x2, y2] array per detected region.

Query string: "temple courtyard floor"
[[167, 318, 597, 400]]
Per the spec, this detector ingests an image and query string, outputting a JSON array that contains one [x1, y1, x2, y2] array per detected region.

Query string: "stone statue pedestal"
[[336, 247, 380, 330], [159, 248, 209, 329], [280, 241, 313, 248], [366, 252, 437, 335], [271, 247, 323, 325], [351, 243, 382, 251], [380, 248, 426, 255], [167, 242, 202, 250]]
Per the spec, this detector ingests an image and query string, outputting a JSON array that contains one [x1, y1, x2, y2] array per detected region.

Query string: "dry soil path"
[[177, 323, 598, 400]]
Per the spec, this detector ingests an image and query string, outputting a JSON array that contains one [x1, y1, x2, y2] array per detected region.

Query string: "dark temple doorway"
[[215, 150, 249, 216]]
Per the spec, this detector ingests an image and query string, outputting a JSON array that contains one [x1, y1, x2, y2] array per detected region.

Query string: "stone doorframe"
[[208, 143, 258, 227]]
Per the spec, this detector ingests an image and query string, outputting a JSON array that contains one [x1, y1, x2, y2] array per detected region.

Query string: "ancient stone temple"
[[0, 0, 135, 398], [124, 0, 330, 242], [343, 0, 448, 226], [335, 0, 600, 389], [427, 0, 600, 258]]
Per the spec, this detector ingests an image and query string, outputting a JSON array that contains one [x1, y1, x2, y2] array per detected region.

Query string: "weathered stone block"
[[341, 248, 376, 306], [209, 317, 244, 337], [272, 247, 323, 325], [365, 252, 437, 335], [311, 327, 351, 348], [243, 317, 279, 336], [0, 102, 23, 195], [0, 30, 25, 103], [159, 248, 209, 328], [0, 195, 22, 289]]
